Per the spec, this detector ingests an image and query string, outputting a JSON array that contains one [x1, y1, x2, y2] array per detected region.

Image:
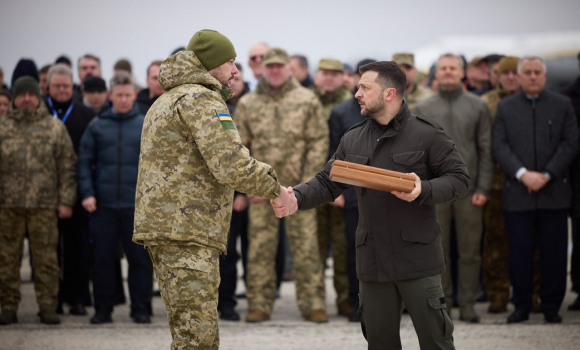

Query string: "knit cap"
[[187, 29, 237, 71], [12, 76, 40, 99]]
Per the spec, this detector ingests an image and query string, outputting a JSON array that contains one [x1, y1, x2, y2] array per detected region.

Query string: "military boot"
[[245, 309, 270, 323], [337, 298, 352, 317], [459, 305, 480, 323], [487, 294, 508, 313], [305, 310, 329, 323], [0, 310, 18, 325], [39, 310, 61, 325]]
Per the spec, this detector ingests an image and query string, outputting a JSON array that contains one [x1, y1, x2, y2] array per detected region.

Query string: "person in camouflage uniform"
[[308, 58, 353, 316], [392, 53, 434, 112], [481, 56, 542, 313], [0, 76, 77, 326], [133, 30, 293, 350], [235, 48, 330, 323]]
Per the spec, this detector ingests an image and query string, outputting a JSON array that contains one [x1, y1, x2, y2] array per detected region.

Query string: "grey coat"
[[492, 89, 579, 212], [415, 87, 494, 196], [293, 102, 470, 282]]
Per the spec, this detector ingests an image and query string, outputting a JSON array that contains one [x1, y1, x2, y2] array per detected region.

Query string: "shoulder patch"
[[343, 119, 369, 136], [215, 111, 236, 130], [416, 114, 444, 131]]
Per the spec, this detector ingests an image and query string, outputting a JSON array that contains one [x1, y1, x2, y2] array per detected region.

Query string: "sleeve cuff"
[[515, 167, 527, 181]]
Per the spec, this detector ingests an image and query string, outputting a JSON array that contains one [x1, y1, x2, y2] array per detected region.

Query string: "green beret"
[[187, 29, 237, 71]]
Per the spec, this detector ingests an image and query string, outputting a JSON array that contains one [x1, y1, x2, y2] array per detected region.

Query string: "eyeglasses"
[[250, 55, 264, 62]]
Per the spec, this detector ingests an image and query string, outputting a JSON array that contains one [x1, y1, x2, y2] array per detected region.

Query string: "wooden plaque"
[[329, 160, 415, 193]]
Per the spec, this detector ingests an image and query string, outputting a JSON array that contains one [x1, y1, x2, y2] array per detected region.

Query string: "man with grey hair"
[[415, 53, 493, 323], [44, 63, 95, 316], [492, 56, 578, 324], [74, 54, 102, 101], [247, 42, 269, 90], [78, 71, 151, 324]]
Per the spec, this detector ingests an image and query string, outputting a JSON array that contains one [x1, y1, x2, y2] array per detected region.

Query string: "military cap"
[[263, 48, 290, 65], [318, 58, 343, 71], [392, 53, 415, 67], [12, 76, 40, 99], [468, 56, 488, 68], [187, 29, 237, 71], [498, 56, 520, 74]]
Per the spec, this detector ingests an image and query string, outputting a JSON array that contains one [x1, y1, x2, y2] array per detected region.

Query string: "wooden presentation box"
[[329, 160, 415, 193]]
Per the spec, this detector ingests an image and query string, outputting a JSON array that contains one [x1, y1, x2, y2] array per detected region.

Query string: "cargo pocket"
[[428, 296, 454, 340], [344, 154, 370, 195], [392, 150, 425, 175], [160, 246, 215, 307]]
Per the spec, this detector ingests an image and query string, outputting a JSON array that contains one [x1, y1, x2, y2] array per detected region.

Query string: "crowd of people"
[[0, 40, 579, 334]]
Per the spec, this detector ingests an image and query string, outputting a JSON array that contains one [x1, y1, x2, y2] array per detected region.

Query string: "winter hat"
[[12, 76, 40, 99], [187, 29, 237, 71]]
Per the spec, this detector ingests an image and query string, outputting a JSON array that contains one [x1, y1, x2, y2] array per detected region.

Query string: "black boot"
[[131, 304, 151, 324], [90, 307, 113, 324], [507, 309, 529, 324]]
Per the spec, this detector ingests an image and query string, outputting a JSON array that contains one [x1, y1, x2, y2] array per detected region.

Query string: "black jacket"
[[561, 77, 580, 217], [43, 97, 96, 154], [136, 88, 161, 115], [77, 106, 144, 209], [492, 89, 579, 212], [328, 98, 366, 210], [294, 102, 470, 282]]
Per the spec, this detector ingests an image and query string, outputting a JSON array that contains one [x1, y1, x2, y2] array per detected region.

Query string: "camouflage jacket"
[[133, 51, 281, 253], [0, 103, 77, 209], [405, 84, 434, 113], [235, 77, 329, 186], [310, 86, 352, 119]]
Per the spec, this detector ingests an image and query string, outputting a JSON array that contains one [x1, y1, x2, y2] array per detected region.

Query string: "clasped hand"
[[270, 186, 297, 218]]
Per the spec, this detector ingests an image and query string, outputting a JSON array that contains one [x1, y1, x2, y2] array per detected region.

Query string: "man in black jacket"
[[492, 56, 579, 324], [136, 60, 164, 115], [561, 51, 580, 311], [78, 71, 150, 324], [273, 61, 469, 350], [45, 64, 95, 316]]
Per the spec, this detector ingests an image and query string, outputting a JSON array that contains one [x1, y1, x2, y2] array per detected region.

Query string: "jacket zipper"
[[548, 119, 552, 142], [117, 118, 122, 209]]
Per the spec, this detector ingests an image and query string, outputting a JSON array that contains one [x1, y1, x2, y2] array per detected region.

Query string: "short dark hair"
[[147, 60, 163, 77], [0, 89, 11, 101], [78, 54, 101, 67], [114, 59, 132, 73], [55, 55, 72, 67], [235, 62, 243, 72], [39, 64, 52, 75], [359, 61, 406, 99], [290, 55, 308, 68]]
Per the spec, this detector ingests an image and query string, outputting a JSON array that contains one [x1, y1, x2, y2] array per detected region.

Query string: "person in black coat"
[[492, 57, 579, 324], [136, 60, 164, 115], [78, 71, 150, 324], [561, 51, 580, 310], [44, 64, 96, 315]]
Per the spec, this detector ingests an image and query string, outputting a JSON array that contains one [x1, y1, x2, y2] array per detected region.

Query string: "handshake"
[[270, 186, 298, 218]]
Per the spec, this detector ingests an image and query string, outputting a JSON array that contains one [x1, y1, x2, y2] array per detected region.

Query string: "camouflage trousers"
[[246, 201, 325, 316], [483, 190, 541, 307], [317, 205, 349, 306], [145, 244, 220, 350], [0, 208, 59, 312]]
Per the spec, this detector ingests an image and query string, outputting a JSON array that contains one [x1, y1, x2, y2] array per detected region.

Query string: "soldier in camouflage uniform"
[[393, 53, 434, 112], [235, 48, 330, 323], [133, 30, 292, 350], [481, 56, 542, 313], [0, 76, 77, 325], [309, 58, 353, 316]]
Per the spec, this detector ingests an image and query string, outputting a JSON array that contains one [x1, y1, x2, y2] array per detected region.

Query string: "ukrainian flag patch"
[[215, 111, 236, 130]]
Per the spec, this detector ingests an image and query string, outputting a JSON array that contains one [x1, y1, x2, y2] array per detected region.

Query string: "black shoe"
[[69, 303, 87, 316], [130, 304, 151, 324], [476, 289, 487, 303], [90, 308, 113, 324], [507, 309, 529, 324], [568, 295, 580, 311], [544, 310, 562, 323], [348, 309, 361, 322], [0, 310, 18, 325], [235, 292, 246, 299], [152, 290, 161, 297], [56, 303, 64, 315], [219, 308, 240, 321]]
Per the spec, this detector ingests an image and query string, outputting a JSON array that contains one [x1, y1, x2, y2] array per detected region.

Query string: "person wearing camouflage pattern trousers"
[[246, 201, 326, 318]]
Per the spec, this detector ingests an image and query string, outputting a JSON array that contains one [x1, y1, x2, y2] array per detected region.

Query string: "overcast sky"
[[1, 0, 579, 87]]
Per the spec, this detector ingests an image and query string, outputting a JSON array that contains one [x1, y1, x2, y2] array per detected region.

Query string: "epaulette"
[[343, 119, 369, 135], [415, 114, 445, 131]]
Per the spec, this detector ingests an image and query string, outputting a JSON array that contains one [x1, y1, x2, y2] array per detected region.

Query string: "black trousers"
[[571, 217, 580, 293], [504, 209, 568, 312], [58, 201, 92, 306], [344, 208, 360, 311], [92, 207, 151, 310], [218, 209, 285, 311]]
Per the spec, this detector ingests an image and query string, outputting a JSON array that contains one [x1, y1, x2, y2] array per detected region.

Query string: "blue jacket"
[[78, 105, 144, 209]]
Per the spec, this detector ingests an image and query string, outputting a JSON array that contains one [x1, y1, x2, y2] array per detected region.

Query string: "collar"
[[438, 86, 463, 100]]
